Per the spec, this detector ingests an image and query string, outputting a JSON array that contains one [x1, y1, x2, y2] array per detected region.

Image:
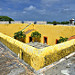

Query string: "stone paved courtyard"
[[27, 42, 49, 49]]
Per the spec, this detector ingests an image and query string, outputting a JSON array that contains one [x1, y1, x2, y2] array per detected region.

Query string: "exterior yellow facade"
[[0, 24, 75, 45], [34, 24, 75, 45], [0, 23, 28, 37]]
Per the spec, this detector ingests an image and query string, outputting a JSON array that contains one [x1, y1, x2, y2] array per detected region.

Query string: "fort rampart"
[[0, 32, 75, 70]]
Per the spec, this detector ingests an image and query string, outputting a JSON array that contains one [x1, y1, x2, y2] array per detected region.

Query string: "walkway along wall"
[[0, 32, 75, 70]]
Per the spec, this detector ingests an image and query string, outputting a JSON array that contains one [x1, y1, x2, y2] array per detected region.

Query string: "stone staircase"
[[22, 23, 32, 31], [24, 29, 34, 34]]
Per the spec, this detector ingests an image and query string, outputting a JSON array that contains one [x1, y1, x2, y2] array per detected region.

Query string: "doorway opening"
[[29, 37, 32, 42], [44, 37, 48, 44], [22, 52, 23, 60]]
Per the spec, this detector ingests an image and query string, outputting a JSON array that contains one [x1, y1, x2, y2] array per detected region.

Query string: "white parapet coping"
[[0, 21, 9, 24]]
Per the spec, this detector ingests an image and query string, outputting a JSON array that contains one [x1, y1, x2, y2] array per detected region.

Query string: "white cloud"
[[6, 0, 30, 3], [8, 8, 11, 10], [24, 5, 36, 11], [64, 8, 70, 11], [37, 9, 46, 15], [0, 8, 2, 10], [24, 5, 46, 15], [0, 12, 2, 15], [12, 12, 17, 15], [41, 0, 59, 7], [22, 11, 26, 14], [41, 0, 59, 3]]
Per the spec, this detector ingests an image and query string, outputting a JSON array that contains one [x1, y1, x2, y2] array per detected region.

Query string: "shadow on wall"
[[22, 52, 23, 60]]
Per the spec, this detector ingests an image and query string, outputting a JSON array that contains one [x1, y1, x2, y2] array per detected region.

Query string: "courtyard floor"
[[27, 42, 49, 49]]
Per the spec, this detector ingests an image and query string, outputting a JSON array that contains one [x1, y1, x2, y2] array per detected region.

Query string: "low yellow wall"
[[0, 32, 75, 70], [40, 40, 75, 66], [0, 32, 43, 70]]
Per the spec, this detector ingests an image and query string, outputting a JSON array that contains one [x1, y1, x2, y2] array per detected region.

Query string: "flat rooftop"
[[0, 42, 35, 75], [27, 42, 49, 49]]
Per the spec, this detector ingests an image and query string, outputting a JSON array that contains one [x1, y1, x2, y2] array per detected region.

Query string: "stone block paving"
[[27, 42, 49, 49], [0, 42, 35, 75]]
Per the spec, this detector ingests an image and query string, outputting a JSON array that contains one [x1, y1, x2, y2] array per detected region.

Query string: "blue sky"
[[0, 0, 75, 22]]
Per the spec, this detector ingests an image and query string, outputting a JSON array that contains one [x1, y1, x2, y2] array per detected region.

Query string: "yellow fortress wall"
[[0, 24, 75, 45], [0, 32, 75, 70], [0, 32, 44, 70], [0, 24, 28, 37], [40, 40, 75, 66], [34, 24, 75, 45]]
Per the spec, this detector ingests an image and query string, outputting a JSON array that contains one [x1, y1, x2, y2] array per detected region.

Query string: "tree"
[[0, 16, 14, 21], [47, 21, 52, 24], [14, 31, 26, 42], [31, 31, 41, 42], [47, 21, 70, 25], [56, 22, 61, 24], [61, 21, 69, 24], [57, 36, 68, 43], [52, 21, 57, 25]]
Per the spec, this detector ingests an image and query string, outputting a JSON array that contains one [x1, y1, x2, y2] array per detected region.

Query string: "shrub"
[[14, 31, 26, 42], [31, 31, 41, 42], [57, 36, 68, 43], [0, 16, 14, 21], [52, 21, 57, 25]]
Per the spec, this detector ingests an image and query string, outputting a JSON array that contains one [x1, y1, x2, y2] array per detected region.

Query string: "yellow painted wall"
[[0, 23, 28, 37], [0, 24, 75, 70], [39, 40, 75, 66], [0, 32, 44, 70], [1, 24, 75, 45], [0, 32, 75, 70], [25, 30, 36, 43], [0, 23, 35, 43], [23, 23, 34, 32], [34, 24, 75, 45], [21, 23, 35, 43]]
